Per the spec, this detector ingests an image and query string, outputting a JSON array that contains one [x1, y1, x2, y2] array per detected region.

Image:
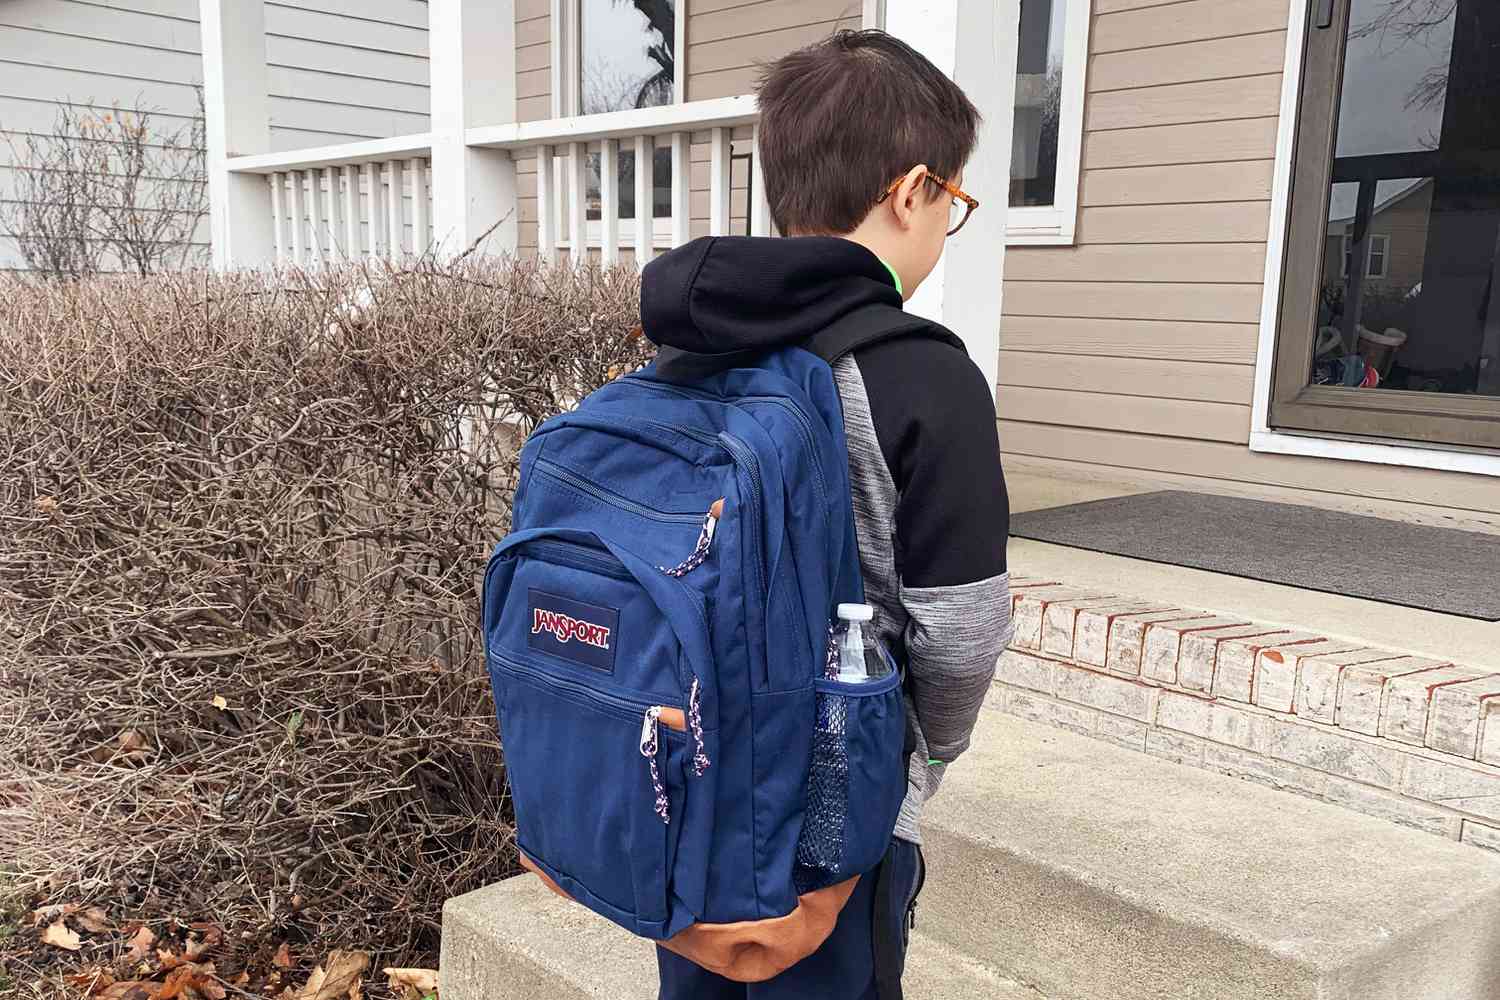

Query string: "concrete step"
[[920, 701, 1500, 1000], [441, 875, 1046, 999], [439, 695, 1500, 999]]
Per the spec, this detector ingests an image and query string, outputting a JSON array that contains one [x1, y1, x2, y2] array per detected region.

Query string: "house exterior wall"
[[0, 0, 429, 269], [996, 0, 1500, 516]]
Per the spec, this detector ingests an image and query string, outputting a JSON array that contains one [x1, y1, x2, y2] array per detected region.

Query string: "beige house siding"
[[996, 0, 1500, 516], [686, 0, 860, 101], [0, 0, 430, 268]]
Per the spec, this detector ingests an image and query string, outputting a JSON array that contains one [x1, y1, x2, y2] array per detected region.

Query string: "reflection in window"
[[581, 0, 674, 223], [1010, 0, 1066, 208], [1311, 0, 1500, 397]]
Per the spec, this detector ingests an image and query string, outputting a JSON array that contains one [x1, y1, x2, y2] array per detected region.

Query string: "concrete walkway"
[[441, 698, 1500, 999]]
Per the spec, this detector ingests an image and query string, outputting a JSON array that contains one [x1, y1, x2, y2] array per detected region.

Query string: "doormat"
[[1009, 490, 1500, 621]]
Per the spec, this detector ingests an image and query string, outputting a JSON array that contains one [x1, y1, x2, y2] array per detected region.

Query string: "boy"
[[639, 29, 1012, 1000]]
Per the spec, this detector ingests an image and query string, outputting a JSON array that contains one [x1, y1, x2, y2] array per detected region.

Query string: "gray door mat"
[[1009, 490, 1500, 622]]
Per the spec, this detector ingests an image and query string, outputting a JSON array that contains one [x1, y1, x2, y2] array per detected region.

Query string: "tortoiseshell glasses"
[[877, 171, 980, 236]]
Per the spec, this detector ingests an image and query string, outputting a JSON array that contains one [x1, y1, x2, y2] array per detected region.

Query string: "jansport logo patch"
[[531, 608, 612, 649], [526, 588, 619, 672]]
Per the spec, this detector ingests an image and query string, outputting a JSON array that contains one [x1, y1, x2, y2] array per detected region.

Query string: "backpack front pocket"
[[483, 528, 717, 939], [492, 648, 689, 937], [793, 668, 907, 894]]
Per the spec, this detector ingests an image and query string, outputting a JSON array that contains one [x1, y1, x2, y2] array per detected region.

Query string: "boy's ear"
[[887, 164, 930, 230]]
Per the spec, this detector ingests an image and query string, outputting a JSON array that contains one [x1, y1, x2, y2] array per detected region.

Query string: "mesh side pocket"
[[794, 691, 850, 894]]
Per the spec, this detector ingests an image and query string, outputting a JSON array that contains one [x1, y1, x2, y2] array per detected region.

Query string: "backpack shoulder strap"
[[649, 304, 967, 380], [801, 303, 967, 364]]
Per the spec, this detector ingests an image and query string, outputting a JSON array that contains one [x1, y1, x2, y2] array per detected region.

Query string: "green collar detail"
[[877, 257, 903, 297]]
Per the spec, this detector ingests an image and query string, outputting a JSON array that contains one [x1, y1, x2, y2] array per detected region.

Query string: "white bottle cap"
[[836, 603, 874, 623]]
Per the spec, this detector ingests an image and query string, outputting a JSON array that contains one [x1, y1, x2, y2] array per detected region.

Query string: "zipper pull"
[[640, 706, 670, 824], [659, 499, 725, 577], [688, 677, 710, 777], [640, 705, 661, 757]]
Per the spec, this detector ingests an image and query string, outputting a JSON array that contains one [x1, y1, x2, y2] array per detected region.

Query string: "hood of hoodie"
[[640, 235, 902, 355]]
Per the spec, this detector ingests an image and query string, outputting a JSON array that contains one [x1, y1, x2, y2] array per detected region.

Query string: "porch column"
[[885, 0, 1019, 398], [429, 0, 519, 256], [200, 0, 274, 268]]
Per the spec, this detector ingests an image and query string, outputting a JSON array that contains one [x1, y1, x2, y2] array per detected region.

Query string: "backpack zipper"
[[623, 380, 829, 517], [493, 647, 687, 824], [535, 459, 704, 525]]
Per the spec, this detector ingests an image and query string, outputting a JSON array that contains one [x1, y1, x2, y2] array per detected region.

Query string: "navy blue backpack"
[[482, 305, 937, 939]]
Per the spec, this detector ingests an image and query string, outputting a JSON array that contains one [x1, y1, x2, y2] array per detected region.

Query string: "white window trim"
[[1004, 0, 1089, 247], [1249, 0, 1500, 479]]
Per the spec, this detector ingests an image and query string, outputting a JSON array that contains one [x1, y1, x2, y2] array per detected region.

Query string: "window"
[[1340, 233, 1391, 278], [1367, 234, 1389, 279], [557, 0, 679, 233], [1005, 0, 1089, 245], [1269, 0, 1500, 449]]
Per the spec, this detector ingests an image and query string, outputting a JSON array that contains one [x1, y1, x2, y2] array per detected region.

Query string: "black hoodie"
[[641, 236, 1013, 845]]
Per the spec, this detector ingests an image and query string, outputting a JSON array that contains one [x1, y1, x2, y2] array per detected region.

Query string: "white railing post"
[[536, 146, 556, 262], [599, 138, 620, 265], [750, 122, 772, 237], [670, 132, 690, 248], [384, 160, 402, 259], [634, 134, 654, 266], [567, 141, 587, 263], [708, 127, 732, 236], [429, 0, 519, 257], [886, 0, 1017, 398], [200, 0, 274, 268]]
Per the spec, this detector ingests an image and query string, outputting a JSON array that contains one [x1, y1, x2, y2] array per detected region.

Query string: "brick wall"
[[999, 578, 1500, 850]]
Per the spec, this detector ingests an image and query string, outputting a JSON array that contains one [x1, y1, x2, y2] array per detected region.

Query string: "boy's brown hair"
[[755, 29, 980, 236]]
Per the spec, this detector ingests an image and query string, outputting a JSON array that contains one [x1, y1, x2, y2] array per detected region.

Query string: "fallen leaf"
[[31, 902, 79, 926], [154, 965, 197, 1000], [190, 922, 224, 947], [233, 971, 250, 986], [273, 941, 293, 968], [65, 967, 115, 994], [98, 982, 156, 1000], [42, 919, 83, 951], [157, 946, 186, 971], [76, 906, 112, 933], [35, 495, 58, 514], [212, 695, 228, 711], [125, 925, 156, 963], [382, 967, 438, 999], [294, 950, 368, 1000]]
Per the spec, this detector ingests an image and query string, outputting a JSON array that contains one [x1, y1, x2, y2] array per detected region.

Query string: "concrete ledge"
[[921, 704, 1500, 1000], [441, 875, 1045, 1000]]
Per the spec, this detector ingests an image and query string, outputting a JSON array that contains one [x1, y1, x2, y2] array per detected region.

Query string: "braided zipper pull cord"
[[659, 499, 724, 577], [688, 677, 710, 777], [824, 622, 840, 680], [640, 706, 670, 824]]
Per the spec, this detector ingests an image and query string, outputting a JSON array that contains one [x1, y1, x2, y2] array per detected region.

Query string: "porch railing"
[[199, 0, 1012, 395]]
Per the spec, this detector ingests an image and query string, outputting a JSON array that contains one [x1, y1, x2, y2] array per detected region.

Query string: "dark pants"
[[657, 840, 926, 1000]]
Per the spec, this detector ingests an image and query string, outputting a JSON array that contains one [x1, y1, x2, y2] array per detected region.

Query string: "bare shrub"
[[1, 96, 208, 277], [0, 257, 649, 988]]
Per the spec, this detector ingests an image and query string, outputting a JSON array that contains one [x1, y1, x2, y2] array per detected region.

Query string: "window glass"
[[1009, 0, 1067, 208], [580, 0, 675, 223], [580, 0, 674, 114], [1310, 0, 1500, 396]]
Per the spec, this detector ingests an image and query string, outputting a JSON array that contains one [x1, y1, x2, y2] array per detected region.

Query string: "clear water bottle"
[[834, 603, 891, 682]]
